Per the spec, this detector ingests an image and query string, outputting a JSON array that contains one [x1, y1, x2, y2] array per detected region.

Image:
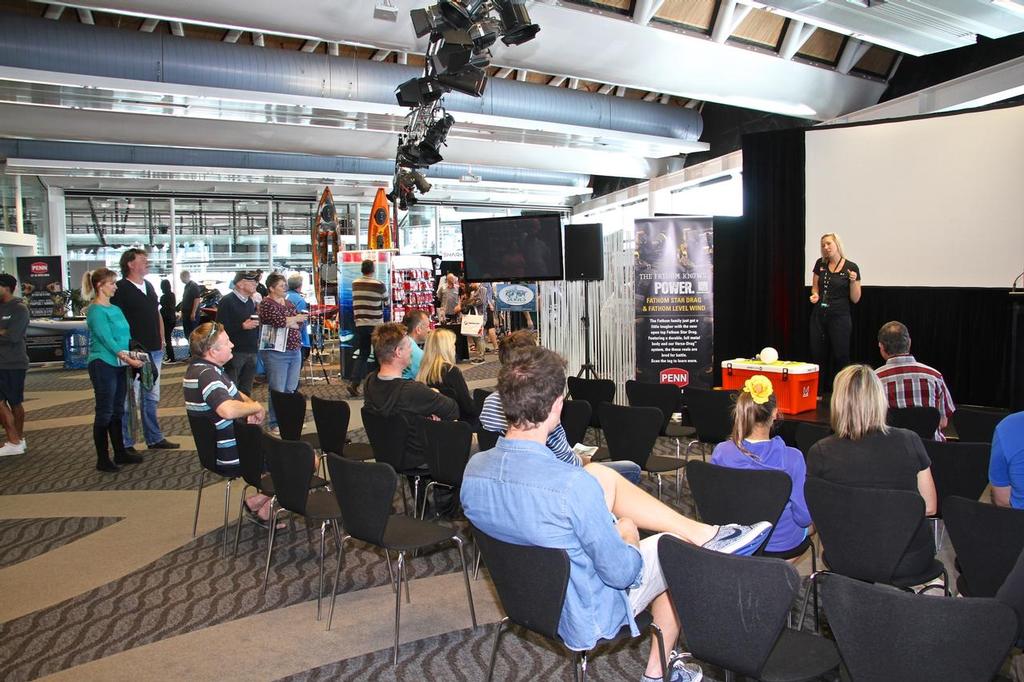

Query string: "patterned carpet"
[[0, 517, 122, 569]]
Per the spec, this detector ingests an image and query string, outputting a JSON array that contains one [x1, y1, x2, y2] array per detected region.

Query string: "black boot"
[[110, 419, 143, 464], [94, 422, 120, 472]]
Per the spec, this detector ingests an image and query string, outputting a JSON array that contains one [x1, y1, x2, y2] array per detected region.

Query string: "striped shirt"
[[876, 354, 955, 441], [479, 392, 580, 466], [352, 276, 386, 327], [184, 360, 241, 466]]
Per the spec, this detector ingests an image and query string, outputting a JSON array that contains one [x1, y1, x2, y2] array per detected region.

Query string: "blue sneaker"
[[641, 651, 703, 682], [702, 521, 772, 556]]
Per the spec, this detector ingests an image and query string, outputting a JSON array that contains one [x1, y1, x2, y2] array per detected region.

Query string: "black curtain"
[[712, 127, 1014, 407]]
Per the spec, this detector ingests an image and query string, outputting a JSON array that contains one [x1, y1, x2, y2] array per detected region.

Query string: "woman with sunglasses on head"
[[710, 376, 812, 555], [809, 232, 861, 392], [84, 268, 145, 472], [258, 272, 307, 432]]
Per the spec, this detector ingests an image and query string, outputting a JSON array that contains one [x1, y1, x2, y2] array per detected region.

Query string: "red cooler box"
[[720, 359, 819, 415]]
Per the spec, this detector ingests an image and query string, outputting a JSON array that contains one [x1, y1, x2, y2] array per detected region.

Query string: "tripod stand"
[[576, 281, 600, 379]]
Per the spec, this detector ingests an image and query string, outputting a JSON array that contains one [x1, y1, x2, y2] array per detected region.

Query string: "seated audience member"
[[990, 410, 1024, 509], [416, 328, 478, 427], [462, 346, 773, 682], [184, 323, 271, 519], [710, 375, 812, 554], [401, 310, 429, 380], [874, 321, 955, 441], [807, 364, 938, 579], [479, 331, 643, 484]]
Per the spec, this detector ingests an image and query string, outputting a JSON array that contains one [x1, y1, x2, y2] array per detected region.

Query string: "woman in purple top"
[[710, 375, 812, 554]]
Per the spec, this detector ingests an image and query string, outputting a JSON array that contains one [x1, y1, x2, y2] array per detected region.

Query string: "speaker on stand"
[[564, 223, 605, 379]]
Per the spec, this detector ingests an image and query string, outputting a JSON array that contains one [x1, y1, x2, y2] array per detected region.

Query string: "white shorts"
[[627, 532, 675, 615]]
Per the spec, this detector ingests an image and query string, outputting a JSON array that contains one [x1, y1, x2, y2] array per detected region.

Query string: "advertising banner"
[[16, 255, 65, 319], [634, 217, 714, 388], [495, 283, 538, 312]]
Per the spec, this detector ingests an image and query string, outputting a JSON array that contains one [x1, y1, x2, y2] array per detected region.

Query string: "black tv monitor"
[[461, 213, 564, 282]]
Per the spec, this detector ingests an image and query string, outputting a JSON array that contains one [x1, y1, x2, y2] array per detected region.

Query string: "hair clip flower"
[[743, 375, 774, 404]]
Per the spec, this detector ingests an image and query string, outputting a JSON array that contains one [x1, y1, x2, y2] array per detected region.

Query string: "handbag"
[[460, 313, 484, 337]]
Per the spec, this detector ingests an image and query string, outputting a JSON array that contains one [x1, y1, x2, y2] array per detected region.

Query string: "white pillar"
[[13, 175, 23, 234], [266, 200, 274, 270], [47, 186, 67, 263], [169, 197, 178, 297]]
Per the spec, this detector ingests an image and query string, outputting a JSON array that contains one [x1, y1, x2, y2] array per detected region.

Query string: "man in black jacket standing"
[[216, 271, 261, 396], [0, 274, 29, 457], [111, 248, 178, 452]]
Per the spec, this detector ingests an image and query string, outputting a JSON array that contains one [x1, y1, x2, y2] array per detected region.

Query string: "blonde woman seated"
[[807, 364, 938, 578], [416, 328, 479, 427], [710, 375, 812, 554]]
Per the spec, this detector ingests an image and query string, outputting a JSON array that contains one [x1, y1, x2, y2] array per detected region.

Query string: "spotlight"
[[395, 76, 447, 107], [414, 113, 455, 165], [495, 0, 540, 46], [410, 5, 448, 38], [406, 169, 432, 194], [467, 18, 499, 50], [437, 0, 489, 30], [436, 66, 487, 97]]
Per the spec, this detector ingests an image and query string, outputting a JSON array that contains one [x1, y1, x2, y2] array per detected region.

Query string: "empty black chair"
[[559, 398, 591, 448], [658, 535, 839, 682], [684, 387, 737, 461], [418, 418, 473, 519], [794, 422, 831, 458], [232, 421, 328, 554], [887, 406, 941, 440], [996, 547, 1024, 648], [476, 425, 500, 452], [326, 455, 476, 664], [361, 408, 429, 515], [474, 526, 667, 682], [600, 403, 682, 500], [271, 389, 319, 449], [821, 572, 1018, 682], [566, 376, 616, 443], [626, 380, 695, 458], [310, 395, 373, 461], [943, 496, 1024, 597], [922, 441, 990, 517], [187, 415, 240, 555], [473, 388, 492, 418], [260, 432, 342, 620], [951, 405, 1008, 443], [800, 478, 947, 628]]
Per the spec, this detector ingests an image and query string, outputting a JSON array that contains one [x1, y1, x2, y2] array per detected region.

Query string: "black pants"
[[351, 326, 375, 384], [162, 317, 177, 362], [182, 316, 197, 353], [226, 351, 258, 397], [809, 308, 852, 392], [88, 359, 128, 462]]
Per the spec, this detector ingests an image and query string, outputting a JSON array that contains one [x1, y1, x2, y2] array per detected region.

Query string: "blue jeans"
[[601, 460, 642, 485], [262, 348, 302, 428], [89, 359, 128, 458], [122, 349, 165, 447], [351, 325, 375, 384]]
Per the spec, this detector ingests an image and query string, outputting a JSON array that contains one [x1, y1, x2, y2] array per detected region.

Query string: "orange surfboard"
[[311, 186, 339, 305], [368, 187, 393, 250]]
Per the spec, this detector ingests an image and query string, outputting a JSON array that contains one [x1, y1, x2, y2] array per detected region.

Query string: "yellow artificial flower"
[[743, 375, 774, 404]]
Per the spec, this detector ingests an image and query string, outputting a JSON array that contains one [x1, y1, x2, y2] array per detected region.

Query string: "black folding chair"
[[887, 406, 941, 440], [996, 547, 1024, 648], [922, 440, 990, 549], [310, 395, 373, 461], [326, 455, 476, 664], [473, 388, 492, 417], [943, 496, 1024, 597], [361, 408, 429, 516], [417, 418, 473, 519], [659, 535, 839, 682], [559, 398, 592, 449], [684, 387, 737, 462], [951, 405, 1008, 443], [794, 422, 831, 458], [821, 572, 1018, 682], [187, 415, 240, 556], [599, 403, 682, 501], [566, 376, 616, 445], [474, 526, 669, 682], [625, 379, 695, 458], [260, 432, 342, 620], [271, 388, 320, 449]]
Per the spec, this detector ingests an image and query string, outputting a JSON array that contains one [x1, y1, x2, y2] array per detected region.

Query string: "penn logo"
[[659, 368, 689, 387], [30, 261, 48, 275]]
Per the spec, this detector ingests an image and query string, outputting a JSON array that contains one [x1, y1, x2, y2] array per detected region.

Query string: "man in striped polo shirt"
[[349, 259, 387, 397], [875, 321, 955, 441]]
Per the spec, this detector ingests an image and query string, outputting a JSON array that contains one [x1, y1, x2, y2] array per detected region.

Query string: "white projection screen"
[[805, 104, 1024, 288]]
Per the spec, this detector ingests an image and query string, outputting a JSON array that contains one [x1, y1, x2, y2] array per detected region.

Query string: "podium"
[[1012, 292, 1024, 411]]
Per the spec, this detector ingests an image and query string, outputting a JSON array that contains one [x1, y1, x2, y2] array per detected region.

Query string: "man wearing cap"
[[0, 273, 29, 457], [216, 271, 261, 397]]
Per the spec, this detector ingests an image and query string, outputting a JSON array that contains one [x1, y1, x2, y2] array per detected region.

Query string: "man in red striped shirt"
[[875, 321, 955, 441]]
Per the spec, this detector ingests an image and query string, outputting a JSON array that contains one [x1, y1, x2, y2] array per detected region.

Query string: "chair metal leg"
[[317, 520, 327, 621], [453, 535, 477, 628], [474, 546, 482, 580], [656, 473, 663, 501], [486, 617, 508, 682], [385, 550, 397, 593], [810, 541, 819, 628], [649, 622, 668, 682], [326, 535, 350, 631], [221, 479, 232, 556], [403, 552, 411, 604], [393, 551, 405, 665], [192, 469, 206, 537], [412, 476, 421, 518], [579, 650, 589, 682], [261, 501, 280, 594], [232, 484, 251, 556], [572, 653, 581, 682], [797, 570, 826, 632], [421, 481, 437, 520], [932, 517, 944, 552]]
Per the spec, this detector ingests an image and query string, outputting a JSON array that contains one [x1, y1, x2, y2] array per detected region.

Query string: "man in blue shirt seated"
[[462, 345, 772, 682], [479, 330, 643, 484], [990, 410, 1024, 509]]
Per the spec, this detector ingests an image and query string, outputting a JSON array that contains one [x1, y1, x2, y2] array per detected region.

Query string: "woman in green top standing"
[[84, 268, 144, 472]]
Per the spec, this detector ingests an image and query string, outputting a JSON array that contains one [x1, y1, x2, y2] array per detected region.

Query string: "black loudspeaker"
[[564, 223, 604, 281]]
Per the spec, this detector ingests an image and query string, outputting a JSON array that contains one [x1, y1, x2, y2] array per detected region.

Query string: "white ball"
[[759, 347, 779, 364]]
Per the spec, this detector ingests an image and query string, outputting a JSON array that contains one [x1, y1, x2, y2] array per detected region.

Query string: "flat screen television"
[[461, 213, 564, 282]]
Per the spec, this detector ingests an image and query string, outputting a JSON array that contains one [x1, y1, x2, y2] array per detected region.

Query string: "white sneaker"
[[0, 441, 26, 457]]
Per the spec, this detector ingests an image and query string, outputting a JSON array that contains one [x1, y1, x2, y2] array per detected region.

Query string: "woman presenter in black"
[[809, 232, 861, 392]]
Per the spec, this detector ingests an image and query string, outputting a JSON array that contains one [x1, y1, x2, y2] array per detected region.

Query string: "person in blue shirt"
[[285, 275, 311, 363], [401, 310, 429, 380], [462, 345, 772, 682], [990, 411, 1024, 509], [711, 375, 812, 554]]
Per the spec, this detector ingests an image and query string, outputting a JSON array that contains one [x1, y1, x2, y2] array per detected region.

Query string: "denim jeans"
[[122, 349, 165, 447], [602, 460, 643, 485], [262, 348, 302, 428], [351, 325, 375, 384], [225, 350, 257, 398], [89, 359, 128, 458]]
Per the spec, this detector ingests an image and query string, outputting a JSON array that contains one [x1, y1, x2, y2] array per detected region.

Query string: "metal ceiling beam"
[[253, 32, 264, 46], [836, 37, 871, 75], [548, 76, 566, 87], [642, 92, 658, 102], [711, 0, 752, 44], [661, 94, 672, 105], [76, 8, 95, 25], [779, 20, 817, 61], [632, 0, 665, 26], [139, 17, 159, 32], [169, 21, 184, 37], [516, 69, 528, 81], [300, 39, 320, 52], [615, 86, 626, 97], [396, 51, 407, 64], [223, 29, 242, 43], [494, 67, 513, 78], [597, 83, 614, 95], [328, 42, 339, 56], [568, 78, 579, 90], [372, 49, 390, 61], [43, 4, 65, 20]]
